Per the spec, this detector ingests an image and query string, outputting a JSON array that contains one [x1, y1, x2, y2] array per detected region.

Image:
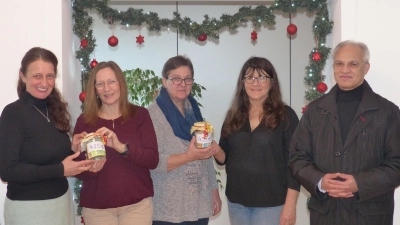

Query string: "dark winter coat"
[[289, 81, 400, 225]]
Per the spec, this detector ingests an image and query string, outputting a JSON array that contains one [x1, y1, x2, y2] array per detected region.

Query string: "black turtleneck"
[[0, 92, 73, 200], [337, 83, 364, 144]]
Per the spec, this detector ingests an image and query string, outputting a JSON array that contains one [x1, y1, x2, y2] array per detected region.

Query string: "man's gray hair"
[[333, 40, 370, 63]]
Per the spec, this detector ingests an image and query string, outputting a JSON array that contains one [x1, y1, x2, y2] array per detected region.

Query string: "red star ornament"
[[251, 30, 258, 41], [136, 35, 145, 45], [312, 51, 322, 61]]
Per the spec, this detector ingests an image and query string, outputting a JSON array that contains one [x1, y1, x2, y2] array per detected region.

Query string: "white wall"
[[0, 1, 399, 225]]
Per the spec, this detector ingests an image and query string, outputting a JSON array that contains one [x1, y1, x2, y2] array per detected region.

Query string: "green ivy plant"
[[124, 68, 206, 107]]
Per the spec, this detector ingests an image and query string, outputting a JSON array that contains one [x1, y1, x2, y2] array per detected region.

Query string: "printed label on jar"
[[86, 141, 106, 159], [194, 132, 212, 148]]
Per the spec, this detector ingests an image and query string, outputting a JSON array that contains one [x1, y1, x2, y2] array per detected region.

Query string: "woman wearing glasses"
[[213, 57, 300, 225], [73, 61, 159, 225], [148, 55, 222, 225]]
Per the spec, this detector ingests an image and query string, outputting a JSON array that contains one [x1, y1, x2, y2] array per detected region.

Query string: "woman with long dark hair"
[[214, 56, 300, 225], [0, 47, 93, 225]]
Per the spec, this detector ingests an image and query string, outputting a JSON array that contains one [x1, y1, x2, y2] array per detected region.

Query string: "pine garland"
[[72, 0, 333, 217]]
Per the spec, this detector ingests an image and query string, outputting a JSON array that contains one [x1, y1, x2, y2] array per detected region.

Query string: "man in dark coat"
[[289, 40, 400, 225]]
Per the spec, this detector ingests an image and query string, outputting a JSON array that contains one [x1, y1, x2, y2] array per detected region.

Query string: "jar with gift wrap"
[[190, 121, 214, 148], [81, 132, 107, 160]]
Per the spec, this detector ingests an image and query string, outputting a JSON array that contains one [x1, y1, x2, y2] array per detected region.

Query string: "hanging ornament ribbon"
[[287, 13, 297, 35], [108, 17, 119, 47]]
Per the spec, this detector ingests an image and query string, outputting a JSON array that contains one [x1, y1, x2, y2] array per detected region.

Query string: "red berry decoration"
[[79, 91, 87, 103], [80, 39, 88, 49], [316, 82, 328, 93], [287, 24, 298, 35], [90, 59, 98, 68], [108, 35, 118, 47], [312, 51, 322, 61], [251, 30, 258, 41], [197, 34, 207, 42], [136, 35, 145, 45], [302, 105, 308, 114]]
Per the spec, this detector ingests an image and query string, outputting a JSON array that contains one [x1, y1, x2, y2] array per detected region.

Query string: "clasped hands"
[[321, 173, 358, 198]]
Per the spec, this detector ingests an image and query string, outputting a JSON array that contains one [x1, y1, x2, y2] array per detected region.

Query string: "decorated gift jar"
[[81, 132, 107, 160], [190, 121, 214, 148]]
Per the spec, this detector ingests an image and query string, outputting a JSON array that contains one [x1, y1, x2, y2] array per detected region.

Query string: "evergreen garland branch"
[[72, 1, 333, 98]]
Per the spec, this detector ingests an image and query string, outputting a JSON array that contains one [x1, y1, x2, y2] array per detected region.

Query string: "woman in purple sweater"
[[73, 61, 159, 225]]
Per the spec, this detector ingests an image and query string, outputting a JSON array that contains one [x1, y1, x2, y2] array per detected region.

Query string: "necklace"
[[32, 105, 50, 122]]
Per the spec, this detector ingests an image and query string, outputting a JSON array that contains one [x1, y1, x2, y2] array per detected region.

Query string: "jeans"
[[228, 200, 283, 225], [153, 218, 209, 225]]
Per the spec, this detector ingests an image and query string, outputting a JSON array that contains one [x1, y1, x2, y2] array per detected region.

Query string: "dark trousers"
[[153, 218, 209, 225]]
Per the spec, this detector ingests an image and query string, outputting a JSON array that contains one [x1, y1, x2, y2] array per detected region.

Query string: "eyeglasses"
[[243, 75, 272, 84], [333, 61, 367, 69], [167, 77, 194, 85], [95, 79, 118, 89]]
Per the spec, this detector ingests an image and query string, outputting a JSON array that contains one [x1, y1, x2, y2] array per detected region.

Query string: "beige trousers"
[[82, 197, 153, 225]]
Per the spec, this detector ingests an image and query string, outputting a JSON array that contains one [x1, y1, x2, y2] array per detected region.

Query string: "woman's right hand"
[[62, 151, 94, 176], [186, 137, 218, 161]]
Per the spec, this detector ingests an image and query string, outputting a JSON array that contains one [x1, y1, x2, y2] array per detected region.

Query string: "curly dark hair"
[[221, 56, 286, 137], [17, 47, 71, 133]]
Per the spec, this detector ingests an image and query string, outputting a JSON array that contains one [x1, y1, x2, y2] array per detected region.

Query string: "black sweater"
[[218, 106, 300, 207], [0, 92, 72, 200], [337, 83, 363, 144]]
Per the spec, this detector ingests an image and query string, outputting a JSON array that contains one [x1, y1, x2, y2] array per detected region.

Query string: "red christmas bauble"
[[79, 91, 87, 103], [80, 39, 88, 48], [302, 105, 308, 114], [287, 24, 298, 35], [312, 52, 322, 61], [316, 82, 328, 93], [90, 59, 98, 68], [251, 30, 258, 41], [197, 34, 207, 42], [108, 35, 119, 47], [136, 35, 145, 45]]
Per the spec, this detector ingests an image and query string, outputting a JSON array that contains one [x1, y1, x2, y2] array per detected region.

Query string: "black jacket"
[[289, 81, 400, 225]]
